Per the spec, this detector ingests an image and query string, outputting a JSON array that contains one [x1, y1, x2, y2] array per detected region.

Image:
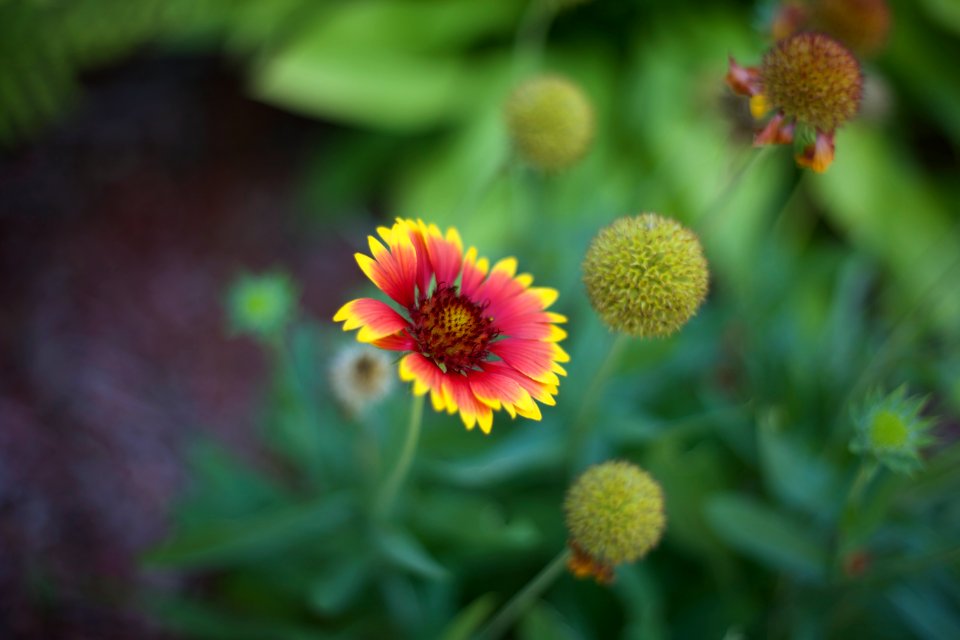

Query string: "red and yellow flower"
[[334, 219, 568, 434]]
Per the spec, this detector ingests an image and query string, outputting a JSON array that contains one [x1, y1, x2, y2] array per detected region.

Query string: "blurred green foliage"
[[5, 0, 960, 638]]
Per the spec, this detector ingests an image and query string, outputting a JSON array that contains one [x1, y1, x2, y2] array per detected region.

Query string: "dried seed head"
[[505, 75, 594, 172], [761, 32, 863, 132], [329, 346, 394, 417], [582, 214, 709, 338], [812, 0, 891, 56]]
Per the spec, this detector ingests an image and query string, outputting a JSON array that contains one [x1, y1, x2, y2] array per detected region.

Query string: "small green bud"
[[564, 461, 666, 582], [504, 75, 594, 172], [850, 385, 936, 475], [582, 214, 709, 338], [227, 272, 298, 339]]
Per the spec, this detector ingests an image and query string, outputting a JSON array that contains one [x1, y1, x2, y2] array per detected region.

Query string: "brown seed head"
[[761, 32, 863, 131], [813, 0, 891, 56]]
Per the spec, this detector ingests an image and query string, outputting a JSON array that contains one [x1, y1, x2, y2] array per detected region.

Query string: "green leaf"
[[148, 595, 337, 640], [888, 583, 960, 640], [410, 490, 540, 552], [705, 494, 829, 582], [422, 429, 565, 487], [809, 125, 960, 334], [309, 557, 372, 615], [144, 493, 352, 570], [377, 527, 449, 581], [519, 603, 579, 640], [756, 407, 843, 519], [438, 593, 498, 640]]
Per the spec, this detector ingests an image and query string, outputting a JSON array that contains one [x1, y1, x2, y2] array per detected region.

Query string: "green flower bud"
[[227, 272, 297, 339], [564, 461, 666, 582], [850, 385, 937, 475], [582, 214, 709, 338], [504, 75, 594, 172]]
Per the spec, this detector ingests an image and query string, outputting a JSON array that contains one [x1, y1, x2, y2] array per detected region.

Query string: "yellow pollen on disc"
[[412, 286, 497, 374]]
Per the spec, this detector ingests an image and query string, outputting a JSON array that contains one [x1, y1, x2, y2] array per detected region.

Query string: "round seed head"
[[564, 461, 666, 567], [505, 75, 594, 172], [329, 346, 394, 417], [761, 32, 863, 131], [582, 214, 709, 338]]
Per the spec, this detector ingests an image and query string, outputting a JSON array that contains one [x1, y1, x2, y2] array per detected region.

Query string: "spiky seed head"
[[582, 214, 709, 338], [761, 32, 863, 132], [564, 461, 666, 570], [505, 75, 594, 172]]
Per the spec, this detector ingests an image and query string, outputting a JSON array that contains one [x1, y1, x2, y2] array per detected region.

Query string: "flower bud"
[[227, 272, 297, 339], [850, 386, 937, 475], [505, 75, 594, 172]]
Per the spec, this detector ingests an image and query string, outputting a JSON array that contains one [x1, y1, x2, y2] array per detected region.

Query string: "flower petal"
[[490, 338, 568, 385], [356, 226, 418, 308], [333, 298, 410, 343]]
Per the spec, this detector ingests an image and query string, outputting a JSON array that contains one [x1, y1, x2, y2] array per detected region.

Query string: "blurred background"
[[1, 0, 958, 638]]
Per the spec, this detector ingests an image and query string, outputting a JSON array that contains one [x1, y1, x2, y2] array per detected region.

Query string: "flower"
[[505, 75, 594, 172], [333, 219, 568, 433], [582, 214, 709, 338], [564, 461, 666, 583], [771, 0, 891, 57], [227, 272, 298, 338], [726, 32, 863, 173], [329, 345, 394, 417], [850, 385, 937, 475]]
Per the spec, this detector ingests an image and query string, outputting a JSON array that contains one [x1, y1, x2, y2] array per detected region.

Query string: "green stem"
[[832, 459, 879, 577], [568, 333, 630, 465], [477, 548, 572, 640], [846, 460, 879, 510], [374, 393, 425, 520]]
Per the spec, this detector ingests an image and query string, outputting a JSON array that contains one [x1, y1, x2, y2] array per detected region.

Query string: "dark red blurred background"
[[0, 55, 358, 639]]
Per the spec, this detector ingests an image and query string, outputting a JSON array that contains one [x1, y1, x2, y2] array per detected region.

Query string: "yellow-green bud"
[[869, 410, 909, 449], [227, 272, 298, 339], [504, 75, 594, 172], [850, 386, 937, 475], [564, 461, 666, 581], [582, 214, 709, 338]]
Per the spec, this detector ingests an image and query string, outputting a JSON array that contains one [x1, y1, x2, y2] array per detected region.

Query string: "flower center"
[[410, 286, 498, 374]]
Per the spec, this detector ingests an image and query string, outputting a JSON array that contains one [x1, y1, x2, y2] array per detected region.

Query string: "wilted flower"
[[726, 32, 863, 172], [334, 219, 568, 434], [564, 460, 666, 583], [582, 214, 709, 338], [772, 0, 891, 57], [850, 385, 937, 475], [329, 345, 394, 417], [505, 75, 595, 172], [227, 272, 298, 339]]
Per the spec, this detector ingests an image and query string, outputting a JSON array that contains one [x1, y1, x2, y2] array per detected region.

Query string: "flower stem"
[[567, 333, 630, 467], [477, 548, 572, 640], [374, 393, 424, 520]]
